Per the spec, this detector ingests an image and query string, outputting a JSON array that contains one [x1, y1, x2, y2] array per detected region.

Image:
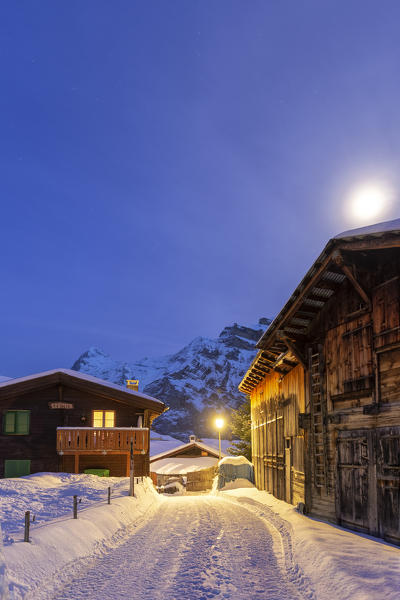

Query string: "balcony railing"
[[57, 427, 149, 454]]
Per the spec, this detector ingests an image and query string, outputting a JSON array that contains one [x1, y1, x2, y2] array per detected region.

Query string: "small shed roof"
[[151, 456, 218, 475], [0, 368, 166, 416], [150, 439, 226, 462]]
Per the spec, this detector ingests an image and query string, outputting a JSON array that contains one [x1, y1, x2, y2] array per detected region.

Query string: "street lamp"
[[215, 417, 224, 461]]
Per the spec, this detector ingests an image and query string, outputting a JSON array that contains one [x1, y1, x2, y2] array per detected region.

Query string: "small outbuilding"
[[150, 435, 226, 489]]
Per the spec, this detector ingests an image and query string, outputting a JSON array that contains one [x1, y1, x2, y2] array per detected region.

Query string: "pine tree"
[[227, 396, 252, 461]]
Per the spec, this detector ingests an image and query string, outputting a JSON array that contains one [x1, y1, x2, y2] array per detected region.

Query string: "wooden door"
[[376, 427, 400, 544], [336, 430, 370, 532]]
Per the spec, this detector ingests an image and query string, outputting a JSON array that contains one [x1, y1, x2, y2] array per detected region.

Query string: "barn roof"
[[239, 218, 400, 393], [0, 368, 166, 415]]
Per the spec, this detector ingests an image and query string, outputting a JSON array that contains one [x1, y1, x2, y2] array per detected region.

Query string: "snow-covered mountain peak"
[[72, 318, 271, 439]]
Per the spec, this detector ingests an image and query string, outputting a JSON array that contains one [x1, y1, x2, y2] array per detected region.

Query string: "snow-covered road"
[[47, 495, 314, 600]]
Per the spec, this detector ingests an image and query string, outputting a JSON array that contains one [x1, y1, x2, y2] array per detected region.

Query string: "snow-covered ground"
[[0, 474, 161, 598], [1, 474, 399, 599], [0, 473, 135, 538], [40, 496, 309, 600], [221, 487, 400, 600]]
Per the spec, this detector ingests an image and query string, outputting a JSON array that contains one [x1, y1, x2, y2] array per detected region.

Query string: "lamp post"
[[215, 417, 224, 461]]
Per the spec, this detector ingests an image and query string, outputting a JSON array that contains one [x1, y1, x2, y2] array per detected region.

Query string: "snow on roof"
[[218, 455, 251, 466], [150, 439, 226, 462], [0, 375, 11, 383], [0, 368, 164, 408], [334, 217, 400, 240], [150, 456, 218, 474]]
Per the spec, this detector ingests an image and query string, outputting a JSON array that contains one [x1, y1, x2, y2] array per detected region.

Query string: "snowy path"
[[46, 495, 314, 600]]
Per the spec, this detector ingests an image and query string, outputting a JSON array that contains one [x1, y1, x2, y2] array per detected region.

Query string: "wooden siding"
[[251, 365, 305, 505], [248, 243, 400, 543]]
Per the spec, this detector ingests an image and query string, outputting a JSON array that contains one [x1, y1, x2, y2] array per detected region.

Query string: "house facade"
[[0, 369, 166, 478], [240, 219, 400, 544]]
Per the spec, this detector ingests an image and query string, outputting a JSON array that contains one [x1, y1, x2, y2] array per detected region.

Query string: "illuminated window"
[[93, 411, 115, 427]]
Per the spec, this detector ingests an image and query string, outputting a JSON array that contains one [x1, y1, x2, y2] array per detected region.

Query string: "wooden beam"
[[258, 252, 335, 351], [338, 237, 400, 252], [126, 453, 130, 477], [333, 252, 372, 310], [253, 367, 268, 378], [280, 336, 307, 369], [253, 369, 269, 378], [248, 374, 262, 383], [282, 358, 298, 368], [274, 366, 288, 376], [74, 454, 79, 474]]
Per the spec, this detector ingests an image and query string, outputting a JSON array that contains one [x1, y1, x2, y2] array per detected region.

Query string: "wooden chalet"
[[0, 369, 166, 478], [240, 219, 400, 544]]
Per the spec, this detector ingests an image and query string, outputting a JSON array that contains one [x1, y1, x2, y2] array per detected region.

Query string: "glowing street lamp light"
[[215, 417, 224, 461]]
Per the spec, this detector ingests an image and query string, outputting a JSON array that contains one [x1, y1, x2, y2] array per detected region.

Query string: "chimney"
[[189, 435, 196, 443], [126, 379, 139, 391]]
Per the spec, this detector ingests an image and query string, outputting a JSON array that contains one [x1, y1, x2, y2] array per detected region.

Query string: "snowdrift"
[[0, 473, 162, 599]]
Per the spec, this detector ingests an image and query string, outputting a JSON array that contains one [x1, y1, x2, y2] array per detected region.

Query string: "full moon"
[[350, 184, 389, 222]]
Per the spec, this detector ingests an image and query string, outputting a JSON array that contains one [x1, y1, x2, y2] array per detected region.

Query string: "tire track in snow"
[[229, 496, 317, 600], [46, 496, 314, 600]]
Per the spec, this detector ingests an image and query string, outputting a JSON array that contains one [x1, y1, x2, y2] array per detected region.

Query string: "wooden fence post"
[[24, 511, 30, 542], [73, 495, 78, 519], [107, 486, 111, 505], [129, 439, 135, 496]]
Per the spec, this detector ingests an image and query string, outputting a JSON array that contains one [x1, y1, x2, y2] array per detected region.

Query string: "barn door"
[[336, 430, 371, 532], [376, 427, 400, 544]]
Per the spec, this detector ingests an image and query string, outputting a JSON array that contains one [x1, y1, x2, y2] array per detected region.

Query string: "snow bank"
[[222, 487, 400, 600], [1, 474, 162, 599], [0, 472, 136, 537], [218, 455, 251, 466], [0, 525, 9, 600], [220, 478, 255, 490]]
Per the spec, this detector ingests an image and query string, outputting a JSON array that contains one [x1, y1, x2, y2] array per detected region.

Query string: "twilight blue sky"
[[1, 1, 400, 376]]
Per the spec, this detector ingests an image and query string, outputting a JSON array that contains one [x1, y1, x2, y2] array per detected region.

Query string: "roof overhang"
[[150, 441, 224, 462], [239, 219, 400, 394], [0, 369, 166, 416]]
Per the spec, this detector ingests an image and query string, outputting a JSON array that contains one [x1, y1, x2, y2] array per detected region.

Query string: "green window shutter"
[[16, 411, 30, 434], [4, 460, 31, 478], [4, 412, 16, 433]]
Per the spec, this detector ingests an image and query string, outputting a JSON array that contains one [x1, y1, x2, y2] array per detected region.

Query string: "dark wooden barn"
[[0, 369, 166, 478], [240, 219, 400, 544]]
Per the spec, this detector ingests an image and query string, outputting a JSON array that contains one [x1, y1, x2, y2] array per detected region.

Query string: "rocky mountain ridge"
[[72, 318, 271, 439]]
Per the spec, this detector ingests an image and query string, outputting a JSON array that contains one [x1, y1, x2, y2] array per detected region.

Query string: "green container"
[[83, 468, 110, 477]]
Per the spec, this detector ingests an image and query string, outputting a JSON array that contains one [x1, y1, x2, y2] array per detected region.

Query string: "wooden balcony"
[[57, 427, 149, 455]]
